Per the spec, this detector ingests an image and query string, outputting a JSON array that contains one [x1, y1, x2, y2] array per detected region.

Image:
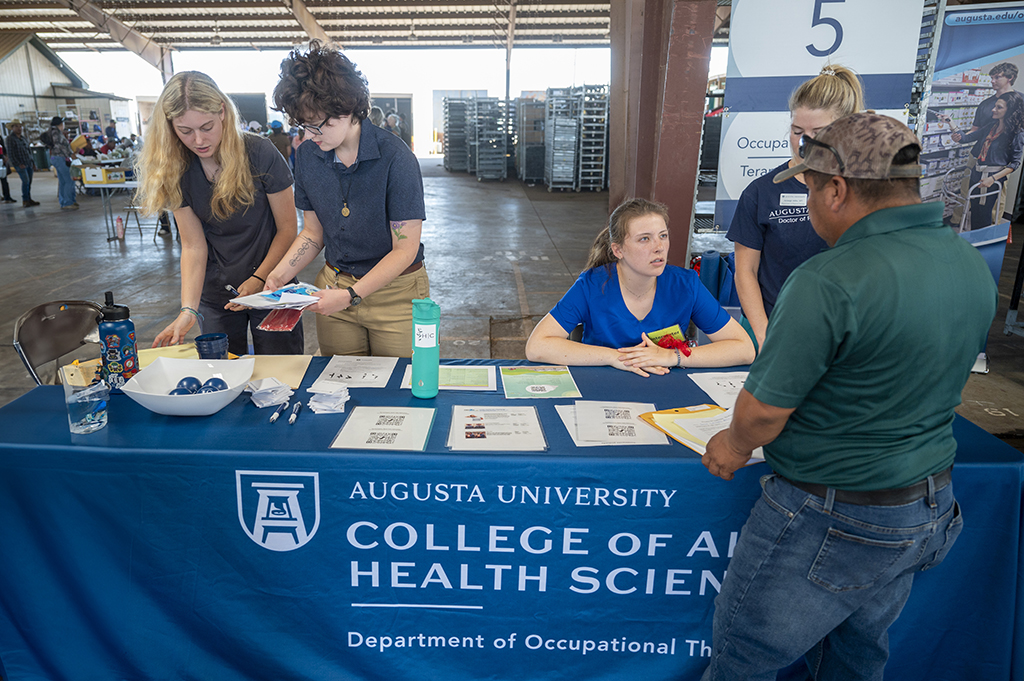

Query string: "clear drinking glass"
[[61, 367, 109, 434]]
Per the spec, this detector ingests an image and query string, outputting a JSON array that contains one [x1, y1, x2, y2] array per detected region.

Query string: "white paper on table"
[[309, 356, 399, 391], [230, 282, 320, 309], [447, 405, 547, 452], [673, 408, 764, 463], [331, 406, 436, 451], [573, 401, 668, 446], [400, 364, 497, 391], [687, 371, 749, 409]]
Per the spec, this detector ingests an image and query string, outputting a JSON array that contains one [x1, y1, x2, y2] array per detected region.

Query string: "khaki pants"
[[313, 264, 430, 357]]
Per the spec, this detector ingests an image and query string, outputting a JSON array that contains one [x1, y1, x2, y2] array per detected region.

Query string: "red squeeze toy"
[[655, 335, 692, 356]]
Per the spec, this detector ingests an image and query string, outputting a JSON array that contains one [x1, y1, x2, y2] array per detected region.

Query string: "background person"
[[0, 138, 15, 204], [4, 120, 38, 207], [368, 106, 385, 128], [526, 198, 754, 376], [267, 119, 291, 161], [269, 40, 428, 357], [137, 71, 304, 356], [970, 62, 1018, 133], [46, 117, 78, 211], [701, 114, 996, 681], [951, 90, 1024, 230], [727, 64, 864, 352]]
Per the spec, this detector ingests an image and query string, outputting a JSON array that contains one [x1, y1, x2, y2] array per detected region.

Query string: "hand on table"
[[152, 311, 195, 348], [616, 333, 673, 376], [702, 429, 752, 481]]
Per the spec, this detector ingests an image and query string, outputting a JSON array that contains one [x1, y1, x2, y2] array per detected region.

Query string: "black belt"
[[326, 260, 423, 279], [780, 467, 952, 506]]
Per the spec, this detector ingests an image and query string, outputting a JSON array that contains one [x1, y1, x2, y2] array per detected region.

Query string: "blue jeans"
[[702, 473, 962, 681], [51, 156, 76, 207], [15, 164, 33, 202]]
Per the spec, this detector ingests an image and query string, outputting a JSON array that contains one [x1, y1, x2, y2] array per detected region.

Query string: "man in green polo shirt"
[[700, 113, 997, 681]]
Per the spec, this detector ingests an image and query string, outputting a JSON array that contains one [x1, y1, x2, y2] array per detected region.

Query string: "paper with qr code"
[[330, 406, 436, 451], [572, 401, 668, 446], [446, 405, 547, 452]]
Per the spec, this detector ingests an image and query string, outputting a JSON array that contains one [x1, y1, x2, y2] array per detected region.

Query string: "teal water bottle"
[[411, 298, 440, 399]]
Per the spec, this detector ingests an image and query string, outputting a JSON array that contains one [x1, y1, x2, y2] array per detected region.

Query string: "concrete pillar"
[[609, 0, 717, 267]]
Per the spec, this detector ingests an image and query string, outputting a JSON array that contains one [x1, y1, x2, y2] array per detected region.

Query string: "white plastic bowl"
[[121, 357, 255, 416]]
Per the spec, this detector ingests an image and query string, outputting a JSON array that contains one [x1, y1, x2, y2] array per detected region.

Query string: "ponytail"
[[789, 64, 865, 118]]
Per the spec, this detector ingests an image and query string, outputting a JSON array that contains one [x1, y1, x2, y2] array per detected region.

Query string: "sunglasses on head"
[[799, 135, 845, 174]]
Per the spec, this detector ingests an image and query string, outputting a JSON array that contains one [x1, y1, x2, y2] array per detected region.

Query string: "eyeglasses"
[[799, 135, 845, 174], [300, 116, 330, 136]]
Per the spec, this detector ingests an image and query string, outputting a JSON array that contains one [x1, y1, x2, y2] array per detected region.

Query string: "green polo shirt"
[[745, 202, 997, 490]]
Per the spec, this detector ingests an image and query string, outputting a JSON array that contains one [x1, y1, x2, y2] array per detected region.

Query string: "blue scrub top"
[[549, 264, 731, 349]]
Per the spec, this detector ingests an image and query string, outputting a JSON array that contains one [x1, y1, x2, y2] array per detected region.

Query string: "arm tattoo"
[[289, 235, 319, 267], [390, 221, 408, 241]]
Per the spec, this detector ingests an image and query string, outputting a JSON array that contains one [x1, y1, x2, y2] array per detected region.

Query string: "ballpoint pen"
[[269, 400, 289, 423], [288, 402, 303, 425], [225, 284, 241, 296]]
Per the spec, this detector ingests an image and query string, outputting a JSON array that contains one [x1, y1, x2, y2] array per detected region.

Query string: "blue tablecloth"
[[0, 359, 1020, 680]]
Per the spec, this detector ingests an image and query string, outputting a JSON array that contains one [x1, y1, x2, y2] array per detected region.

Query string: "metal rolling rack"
[[573, 85, 609, 191], [474, 97, 507, 181], [544, 88, 577, 191], [515, 98, 545, 183], [442, 98, 469, 172], [466, 98, 478, 175]]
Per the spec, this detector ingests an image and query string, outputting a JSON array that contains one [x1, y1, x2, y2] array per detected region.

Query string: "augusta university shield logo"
[[236, 470, 320, 551]]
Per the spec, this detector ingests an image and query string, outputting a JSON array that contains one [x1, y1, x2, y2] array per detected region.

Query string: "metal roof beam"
[[281, 0, 333, 45], [61, 0, 173, 83]]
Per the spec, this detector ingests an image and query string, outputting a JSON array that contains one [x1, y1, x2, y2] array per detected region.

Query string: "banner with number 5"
[[713, 0, 925, 231]]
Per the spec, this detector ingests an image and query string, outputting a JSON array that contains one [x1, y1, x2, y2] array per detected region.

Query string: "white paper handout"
[[400, 364, 497, 391], [309, 356, 399, 391], [331, 406, 436, 451], [572, 401, 668, 446], [447, 405, 547, 452], [230, 282, 320, 309], [687, 371, 749, 409], [672, 408, 764, 463]]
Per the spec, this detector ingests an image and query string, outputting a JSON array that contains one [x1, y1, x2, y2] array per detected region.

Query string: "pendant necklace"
[[339, 175, 351, 217]]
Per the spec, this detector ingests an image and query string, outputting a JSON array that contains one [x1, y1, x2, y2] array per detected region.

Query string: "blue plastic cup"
[[194, 333, 229, 360]]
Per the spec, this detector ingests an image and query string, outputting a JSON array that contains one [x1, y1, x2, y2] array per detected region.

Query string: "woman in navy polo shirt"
[[526, 199, 754, 377], [727, 65, 864, 352], [268, 41, 428, 357]]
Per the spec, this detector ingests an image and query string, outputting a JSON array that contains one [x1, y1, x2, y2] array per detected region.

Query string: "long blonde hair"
[[789, 64, 864, 118], [136, 71, 255, 222], [586, 198, 670, 271]]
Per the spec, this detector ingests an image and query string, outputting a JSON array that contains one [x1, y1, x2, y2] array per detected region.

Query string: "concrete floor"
[[2, 159, 1023, 451]]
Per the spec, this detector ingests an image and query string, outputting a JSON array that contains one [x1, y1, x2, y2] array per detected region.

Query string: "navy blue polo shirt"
[[726, 161, 827, 315], [294, 120, 425, 277]]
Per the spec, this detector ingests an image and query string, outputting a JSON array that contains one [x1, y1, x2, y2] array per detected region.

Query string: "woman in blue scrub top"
[[526, 199, 754, 377], [727, 65, 864, 352]]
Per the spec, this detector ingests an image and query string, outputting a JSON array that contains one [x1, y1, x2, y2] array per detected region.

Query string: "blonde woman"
[[526, 199, 754, 376], [137, 71, 303, 355], [727, 64, 865, 351]]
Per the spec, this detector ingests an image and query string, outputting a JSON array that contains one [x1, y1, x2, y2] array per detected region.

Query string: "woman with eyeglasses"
[[726, 65, 864, 352], [137, 71, 304, 355], [267, 41, 428, 357], [951, 90, 1024, 230]]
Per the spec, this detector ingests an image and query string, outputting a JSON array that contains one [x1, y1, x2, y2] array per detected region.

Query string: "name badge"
[[779, 193, 808, 207]]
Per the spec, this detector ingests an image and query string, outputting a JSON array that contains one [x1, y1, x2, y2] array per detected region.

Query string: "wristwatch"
[[346, 286, 362, 306]]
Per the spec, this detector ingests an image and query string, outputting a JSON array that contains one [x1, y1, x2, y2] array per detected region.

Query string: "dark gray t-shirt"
[[180, 134, 293, 307]]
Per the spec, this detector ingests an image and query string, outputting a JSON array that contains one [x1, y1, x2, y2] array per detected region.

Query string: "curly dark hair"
[[997, 91, 1024, 137], [273, 40, 370, 124]]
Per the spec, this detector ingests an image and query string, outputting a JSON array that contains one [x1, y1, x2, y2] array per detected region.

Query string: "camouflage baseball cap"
[[774, 113, 922, 184]]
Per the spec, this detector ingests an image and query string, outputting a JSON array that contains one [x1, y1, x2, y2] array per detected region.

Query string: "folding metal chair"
[[13, 301, 102, 385]]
